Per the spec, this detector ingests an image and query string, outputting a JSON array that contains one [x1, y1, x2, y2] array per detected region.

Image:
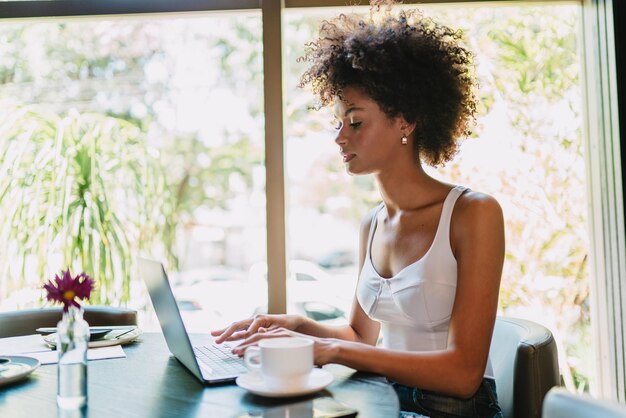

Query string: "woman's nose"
[[334, 127, 347, 145]]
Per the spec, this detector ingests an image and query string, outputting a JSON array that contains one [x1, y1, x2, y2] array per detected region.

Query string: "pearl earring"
[[401, 135, 408, 145]]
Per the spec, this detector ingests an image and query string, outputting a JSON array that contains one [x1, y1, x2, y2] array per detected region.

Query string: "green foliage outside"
[[0, 109, 163, 304], [0, 16, 264, 304]]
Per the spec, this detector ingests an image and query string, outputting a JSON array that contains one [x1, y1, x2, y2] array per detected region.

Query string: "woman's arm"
[[326, 192, 504, 398]]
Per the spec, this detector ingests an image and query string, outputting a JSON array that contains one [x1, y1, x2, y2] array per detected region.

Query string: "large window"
[[0, 11, 267, 332], [1, 0, 623, 399]]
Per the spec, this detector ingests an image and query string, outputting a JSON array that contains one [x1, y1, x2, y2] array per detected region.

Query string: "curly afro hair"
[[298, 2, 478, 166]]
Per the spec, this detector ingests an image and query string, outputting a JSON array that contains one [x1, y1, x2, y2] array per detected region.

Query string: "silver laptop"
[[139, 257, 248, 384]]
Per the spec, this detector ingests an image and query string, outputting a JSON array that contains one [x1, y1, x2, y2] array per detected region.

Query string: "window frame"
[[581, 0, 626, 401]]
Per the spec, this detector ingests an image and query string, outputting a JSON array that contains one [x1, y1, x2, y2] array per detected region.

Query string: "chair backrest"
[[489, 317, 560, 418], [543, 387, 626, 418], [0, 306, 137, 338]]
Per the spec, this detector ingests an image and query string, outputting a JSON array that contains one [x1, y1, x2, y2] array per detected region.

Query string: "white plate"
[[236, 368, 334, 398], [43, 327, 142, 348], [0, 355, 40, 387]]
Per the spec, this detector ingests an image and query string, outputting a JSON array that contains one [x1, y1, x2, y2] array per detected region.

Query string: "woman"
[[212, 3, 504, 417]]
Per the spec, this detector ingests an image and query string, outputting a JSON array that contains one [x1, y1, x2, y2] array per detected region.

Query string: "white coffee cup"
[[244, 337, 314, 391]]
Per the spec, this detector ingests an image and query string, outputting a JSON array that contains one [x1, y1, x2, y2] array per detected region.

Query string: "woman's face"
[[332, 87, 408, 176]]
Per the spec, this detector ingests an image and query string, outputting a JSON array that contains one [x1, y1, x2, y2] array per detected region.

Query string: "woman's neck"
[[374, 162, 446, 214]]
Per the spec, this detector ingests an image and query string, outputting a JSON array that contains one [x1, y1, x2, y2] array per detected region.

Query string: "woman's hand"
[[210, 314, 305, 344], [230, 326, 340, 366]]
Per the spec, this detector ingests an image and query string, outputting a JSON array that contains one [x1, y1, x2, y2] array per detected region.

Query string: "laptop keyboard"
[[193, 343, 247, 377]]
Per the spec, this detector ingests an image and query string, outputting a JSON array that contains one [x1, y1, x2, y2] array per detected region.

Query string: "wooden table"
[[0, 333, 400, 417]]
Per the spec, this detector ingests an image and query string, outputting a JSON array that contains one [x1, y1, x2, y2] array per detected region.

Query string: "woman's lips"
[[342, 153, 356, 163]]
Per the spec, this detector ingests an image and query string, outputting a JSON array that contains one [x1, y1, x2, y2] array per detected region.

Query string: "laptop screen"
[[139, 257, 204, 381]]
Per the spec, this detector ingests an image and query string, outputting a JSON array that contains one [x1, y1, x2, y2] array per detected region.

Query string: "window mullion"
[[262, 0, 287, 314]]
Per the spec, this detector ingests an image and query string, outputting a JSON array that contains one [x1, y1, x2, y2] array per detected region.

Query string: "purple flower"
[[43, 269, 94, 312]]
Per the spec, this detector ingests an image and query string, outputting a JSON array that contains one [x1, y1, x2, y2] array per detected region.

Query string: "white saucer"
[[0, 356, 40, 387], [236, 368, 334, 398]]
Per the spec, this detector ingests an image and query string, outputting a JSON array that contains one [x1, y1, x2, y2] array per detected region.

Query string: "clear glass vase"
[[56, 306, 89, 409]]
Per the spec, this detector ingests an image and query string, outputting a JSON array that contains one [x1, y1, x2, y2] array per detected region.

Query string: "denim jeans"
[[392, 378, 503, 418]]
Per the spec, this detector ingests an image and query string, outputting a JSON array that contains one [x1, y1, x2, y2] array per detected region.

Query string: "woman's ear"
[[399, 117, 417, 138]]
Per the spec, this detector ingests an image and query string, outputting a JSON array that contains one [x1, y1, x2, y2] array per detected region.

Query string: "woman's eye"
[[332, 120, 361, 130]]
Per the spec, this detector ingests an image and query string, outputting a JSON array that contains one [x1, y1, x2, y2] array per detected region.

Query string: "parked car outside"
[[248, 259, 355, 323], [169, 265, 247, 286], [169, 259, 356, 332], [316, 249, 357, 270]]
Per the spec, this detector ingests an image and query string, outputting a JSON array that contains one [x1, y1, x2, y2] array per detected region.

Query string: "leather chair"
[[489, 317, 561, 418], [543, 387, 626, 418], [0, 306, 137, 338]]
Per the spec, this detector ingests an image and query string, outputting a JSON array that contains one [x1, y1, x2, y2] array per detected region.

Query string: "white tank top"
[[356, 185, 494, 378]]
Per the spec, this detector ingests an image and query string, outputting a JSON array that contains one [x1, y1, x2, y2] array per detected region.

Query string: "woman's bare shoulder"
[[453, 190, 504, 230], [456, 190, 502, 214], [451, 190, 504, 257]]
